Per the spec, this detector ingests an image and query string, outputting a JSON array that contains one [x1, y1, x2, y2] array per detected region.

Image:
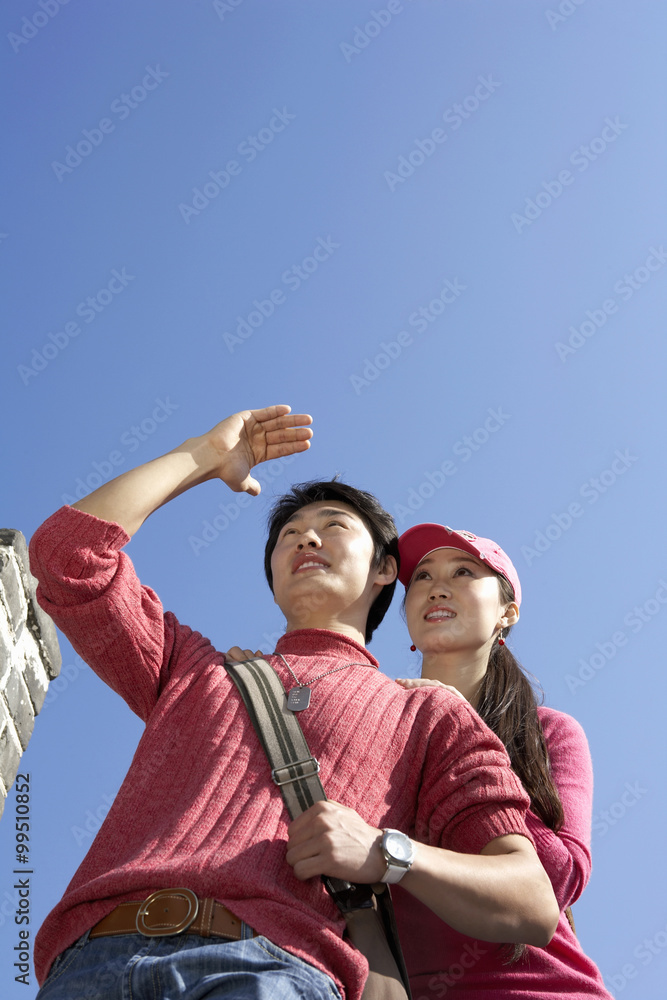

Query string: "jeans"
[[36, 929, 343, 1000]]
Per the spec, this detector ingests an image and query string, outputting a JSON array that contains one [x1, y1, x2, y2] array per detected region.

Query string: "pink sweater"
[[30, 507, 533, 999], [393, 707, 614, 999]]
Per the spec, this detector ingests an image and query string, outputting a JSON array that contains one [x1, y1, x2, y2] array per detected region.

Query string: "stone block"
[[0, 529, 63, 815], [4, 669, 35, 750], [0, 600, 12, 687], [0, 700, 22, 791], [23, 652, 49, 714], [0, 529, 61, 680], [0, 552, 25, 634]]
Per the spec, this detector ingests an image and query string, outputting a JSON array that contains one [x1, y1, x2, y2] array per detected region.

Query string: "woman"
[[393, 521, 613, 999]]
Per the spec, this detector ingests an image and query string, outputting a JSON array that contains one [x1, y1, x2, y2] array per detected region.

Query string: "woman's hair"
[[403, 572, 564, 831], [404, 566, 563, 961], [476, 576, 564, 833]]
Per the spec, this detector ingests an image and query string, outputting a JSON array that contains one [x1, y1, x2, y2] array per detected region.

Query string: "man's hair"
[[264, 479, 399, 643]]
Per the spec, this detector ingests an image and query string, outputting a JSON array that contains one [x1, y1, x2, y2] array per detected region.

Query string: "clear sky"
[[1, 2, 666, 997]]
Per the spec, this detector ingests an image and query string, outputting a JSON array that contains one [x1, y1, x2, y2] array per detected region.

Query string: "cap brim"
[[398, 524, 482, 587]]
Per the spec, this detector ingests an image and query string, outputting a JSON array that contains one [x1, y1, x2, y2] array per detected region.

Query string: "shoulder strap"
[[225, 658, 364, 904], [225, 657, 412, 999], [225, 656, 326, 819]]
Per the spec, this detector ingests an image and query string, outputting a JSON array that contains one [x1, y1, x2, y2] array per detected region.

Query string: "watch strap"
[[380, 864, 410, 884], [380, 829, 414, 884]]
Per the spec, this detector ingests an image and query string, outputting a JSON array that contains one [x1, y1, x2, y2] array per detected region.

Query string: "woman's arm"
[[526, 707, 594, 909], [285, 802, 558, 946], [283, 689, 560, 946]]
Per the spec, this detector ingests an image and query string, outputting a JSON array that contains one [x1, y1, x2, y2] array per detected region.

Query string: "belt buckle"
[[136, 888, 200, 937]]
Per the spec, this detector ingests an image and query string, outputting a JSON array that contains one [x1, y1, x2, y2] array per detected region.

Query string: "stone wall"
[[0, 529, 61, 819]]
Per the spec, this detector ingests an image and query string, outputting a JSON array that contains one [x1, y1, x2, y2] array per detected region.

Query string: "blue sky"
[[1, 2, 666, 997]]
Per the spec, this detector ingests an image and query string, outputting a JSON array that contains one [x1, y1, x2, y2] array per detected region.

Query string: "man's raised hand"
[[205, 405, 312, 495], [71, 404, 312, 537]]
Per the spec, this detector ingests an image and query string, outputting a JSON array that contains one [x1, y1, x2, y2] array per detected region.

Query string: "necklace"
[[275, 652, 370, 712]]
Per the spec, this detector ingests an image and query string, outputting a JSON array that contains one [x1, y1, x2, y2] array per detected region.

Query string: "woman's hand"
[[286, 801, 385, 883], [396, 677, 466, 699], [225, 646, 264, 661], [204, 405, 312, 495]]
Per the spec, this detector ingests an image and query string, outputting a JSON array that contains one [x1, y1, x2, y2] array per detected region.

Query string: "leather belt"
[[89, 888, 256, 940]]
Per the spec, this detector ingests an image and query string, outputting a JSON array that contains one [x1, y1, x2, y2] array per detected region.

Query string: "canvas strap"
[[225, 655, 328, 819], [225, 657, 411, 999]]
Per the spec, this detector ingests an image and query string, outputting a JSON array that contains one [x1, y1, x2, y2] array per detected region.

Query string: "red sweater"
[[393, 707, 613, 999], [30, 507, 533, 999]]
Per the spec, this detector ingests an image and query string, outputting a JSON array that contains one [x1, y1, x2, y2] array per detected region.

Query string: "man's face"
[[270, 501, 393, 632]]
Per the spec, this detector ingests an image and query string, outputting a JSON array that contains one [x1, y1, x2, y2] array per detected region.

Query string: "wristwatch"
[[379, 828, 415, 884]]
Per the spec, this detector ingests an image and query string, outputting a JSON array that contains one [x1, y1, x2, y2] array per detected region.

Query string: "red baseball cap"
[[398, 523, 521, 606]]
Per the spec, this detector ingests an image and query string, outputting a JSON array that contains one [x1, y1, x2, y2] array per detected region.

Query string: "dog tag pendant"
[[287, 686, 311, 712]]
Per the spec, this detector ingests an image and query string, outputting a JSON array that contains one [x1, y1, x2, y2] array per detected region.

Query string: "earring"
[[497, 628, 505, 646], [410, 644, 416, 652]]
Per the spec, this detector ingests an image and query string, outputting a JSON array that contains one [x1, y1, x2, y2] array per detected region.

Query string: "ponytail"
[[476, 641, 564, 832]]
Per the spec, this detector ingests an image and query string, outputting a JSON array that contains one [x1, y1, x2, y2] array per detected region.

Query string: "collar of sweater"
[[274, 628, 379, 669]]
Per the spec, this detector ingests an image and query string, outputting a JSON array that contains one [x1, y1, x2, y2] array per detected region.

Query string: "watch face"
[[385, 831, 413, 864]]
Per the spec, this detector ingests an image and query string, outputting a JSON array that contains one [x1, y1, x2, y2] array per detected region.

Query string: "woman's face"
[[405, 547, 509, 657]]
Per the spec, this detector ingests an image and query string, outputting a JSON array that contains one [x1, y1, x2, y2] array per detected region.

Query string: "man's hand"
[[286, 801, 385, 883], [205, 405, 312, 495], [71, 404, 312, 536]]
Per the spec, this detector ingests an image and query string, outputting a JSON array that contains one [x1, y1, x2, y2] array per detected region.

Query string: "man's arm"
[[29, 406, 312, 717], [72, 405, 312, 536], [285, 801, 558, 946]]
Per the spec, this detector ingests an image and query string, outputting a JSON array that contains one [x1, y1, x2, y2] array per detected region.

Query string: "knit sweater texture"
[[30, 507, 533, 999], [393, 707, 614, 999]]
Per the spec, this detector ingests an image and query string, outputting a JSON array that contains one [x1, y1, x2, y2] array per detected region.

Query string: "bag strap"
[[225, 657, 412, 996], [225, 655, 327, 819], [225, 657, 371, 903]]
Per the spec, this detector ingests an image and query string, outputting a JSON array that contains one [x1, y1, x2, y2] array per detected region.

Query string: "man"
[[31, 405, 557, 1000]]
